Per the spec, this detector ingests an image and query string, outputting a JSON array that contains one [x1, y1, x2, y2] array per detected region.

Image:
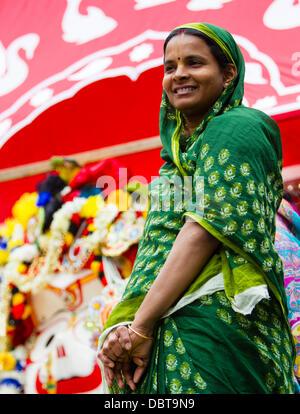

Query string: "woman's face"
[[163, 33, 228, 120]]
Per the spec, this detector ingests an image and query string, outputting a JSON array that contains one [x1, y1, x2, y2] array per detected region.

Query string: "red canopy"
[[0, 0, 300, 220]]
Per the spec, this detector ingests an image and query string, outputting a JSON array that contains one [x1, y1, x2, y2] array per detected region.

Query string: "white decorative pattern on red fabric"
[[0, 0, 299, 147]]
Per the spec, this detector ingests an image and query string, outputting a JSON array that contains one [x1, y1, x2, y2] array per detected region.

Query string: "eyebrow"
[[163, 54, 207, 64]]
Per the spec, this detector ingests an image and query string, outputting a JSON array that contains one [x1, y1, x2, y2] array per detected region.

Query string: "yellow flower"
[[56, 166, 80, 183], [0, 218, 19, 238], [93, 246, 102, 256], [90, 260, 101, 274], [118, 257, 132, 279], [142, 200, 150, 219], [64, 232, 74, 247], [0, 249, 9, 265], [107, 190, 132, 211], [87, 223, 96, 232], [0, 352, 16, 371], [21, 304, 32, 320], [12, 292, 25, 306], [80, 195, 104, 218], [7, 239, 22, 251], [12, 192, 39, 229], [50, 156, 80, 183], [17, 263, 27, 274]]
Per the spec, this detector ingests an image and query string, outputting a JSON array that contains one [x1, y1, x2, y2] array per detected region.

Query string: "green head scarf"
[[160, 22, 245, 167]]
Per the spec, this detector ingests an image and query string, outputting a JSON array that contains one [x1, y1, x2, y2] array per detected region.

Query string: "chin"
[[176, 103, 205, 117], [172, 100, 197, 113]]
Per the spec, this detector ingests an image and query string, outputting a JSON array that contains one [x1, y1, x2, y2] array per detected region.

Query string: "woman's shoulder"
[[210, 105, 280, 133], [203, 105, 281, 155]]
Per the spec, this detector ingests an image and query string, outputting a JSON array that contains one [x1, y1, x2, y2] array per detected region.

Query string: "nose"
[[173, 63, 189, 80]]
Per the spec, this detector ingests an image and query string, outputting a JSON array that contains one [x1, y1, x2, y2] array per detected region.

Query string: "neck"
[[182, 114, 204, 137]]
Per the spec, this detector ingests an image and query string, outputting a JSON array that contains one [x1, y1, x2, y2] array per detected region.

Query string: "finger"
[[122, 361, 136, 391], [103, 366, 114, 387], [103, 333, 124, 359], [132, 356, 144, 367], [116, 326, 132, 351], [133, 364, 147, 384], [114, 362, 125, 389], [98, 350, 115, 368]]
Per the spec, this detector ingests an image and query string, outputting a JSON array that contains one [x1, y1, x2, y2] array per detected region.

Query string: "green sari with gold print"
[[98, 23, 296, 394]]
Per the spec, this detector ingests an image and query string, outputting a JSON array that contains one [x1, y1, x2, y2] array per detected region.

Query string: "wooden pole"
[[0, 136, 162, 183]]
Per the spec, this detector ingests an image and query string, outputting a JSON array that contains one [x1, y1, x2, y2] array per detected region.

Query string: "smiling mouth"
[[173, 86, 197, 95]]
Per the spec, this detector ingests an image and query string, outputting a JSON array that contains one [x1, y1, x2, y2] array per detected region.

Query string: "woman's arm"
[[98, 219, 220, 389], [131, 219, 220, 336]]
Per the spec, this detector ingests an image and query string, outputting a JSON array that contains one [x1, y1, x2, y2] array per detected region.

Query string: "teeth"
[[175, 87, 195, 93]]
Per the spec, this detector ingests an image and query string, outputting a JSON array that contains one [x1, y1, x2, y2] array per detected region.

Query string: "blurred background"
[[0, 0, 299, 394]]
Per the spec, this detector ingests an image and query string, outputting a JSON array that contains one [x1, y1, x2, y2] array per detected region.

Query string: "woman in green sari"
[[97, 23, 296, 394]]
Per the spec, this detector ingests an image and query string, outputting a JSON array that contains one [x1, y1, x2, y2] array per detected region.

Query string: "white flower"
[[260, 238, 270, 254], [9, 244, 39, 262], [243, 238, 257, 253], [221, 203, 233, 218], [204, 156, 214, 172], [223, 220, 238, 235], [257, 218, 266, 233], [240, 163, 251, 176], [208, 171, 219, 186], [237, 201, 248, 216], [214, 186, 226, 202], [262, 257, 273, 272], [224, 165, 236, 181], [51, 197, 86, 232], [230, 182, 242, 199], [218, 149, 230, 165], [200, 144, 209, 160], [252, 199, 260, 215], [258, 183, 265, 197], [241, 219, 254, 236], [246, 180, 256, 195]]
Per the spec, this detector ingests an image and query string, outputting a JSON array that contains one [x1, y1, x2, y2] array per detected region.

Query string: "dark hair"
[[163, 27, 230, 70], [283, 190, 293, 203]]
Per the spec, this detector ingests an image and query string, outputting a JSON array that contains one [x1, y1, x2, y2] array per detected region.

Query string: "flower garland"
[[0, 197, 119, 350], [0, 345, 27, 394]]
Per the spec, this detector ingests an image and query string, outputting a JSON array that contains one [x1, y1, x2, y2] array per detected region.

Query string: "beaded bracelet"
[[128, 325, 154, 341]]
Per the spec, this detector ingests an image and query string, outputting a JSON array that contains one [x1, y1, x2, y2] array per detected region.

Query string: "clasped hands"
[[97, 325, 154, 391]]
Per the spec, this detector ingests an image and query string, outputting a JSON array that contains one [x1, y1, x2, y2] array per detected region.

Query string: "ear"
[[223, 64, 237, 88]]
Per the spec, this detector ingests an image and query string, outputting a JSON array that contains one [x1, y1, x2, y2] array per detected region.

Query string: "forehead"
[[164, 33, 213, 59]]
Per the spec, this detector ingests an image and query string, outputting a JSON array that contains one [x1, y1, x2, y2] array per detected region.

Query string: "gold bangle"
[[128, 325, 154, 341]]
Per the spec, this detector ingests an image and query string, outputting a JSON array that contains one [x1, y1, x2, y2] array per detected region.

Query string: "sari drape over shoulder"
[[98, 23, 295, 394]]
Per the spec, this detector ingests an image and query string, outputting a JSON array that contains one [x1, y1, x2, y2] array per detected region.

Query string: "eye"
[[164, 65, 175, 73], [189, 59, 203, 67]]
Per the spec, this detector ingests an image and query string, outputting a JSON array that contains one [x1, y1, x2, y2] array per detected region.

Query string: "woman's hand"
[[99, 325, 132, 366], [98, 326, 133, 389], [98, 325, 154, 391], [127, 327, 154, 386]]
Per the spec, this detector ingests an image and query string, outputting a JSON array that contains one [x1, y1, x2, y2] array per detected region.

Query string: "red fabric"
[[11, 302, 25, 320], [35, 361, 102, 394], [0, 147, 163, 222], [273, 111, 300, 168], [0, 110, 299, 223], [9, 317, 34, 347], [1, 0, 300, 152], [69, 157, 128, 196], [0, 67, 163, 170]]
